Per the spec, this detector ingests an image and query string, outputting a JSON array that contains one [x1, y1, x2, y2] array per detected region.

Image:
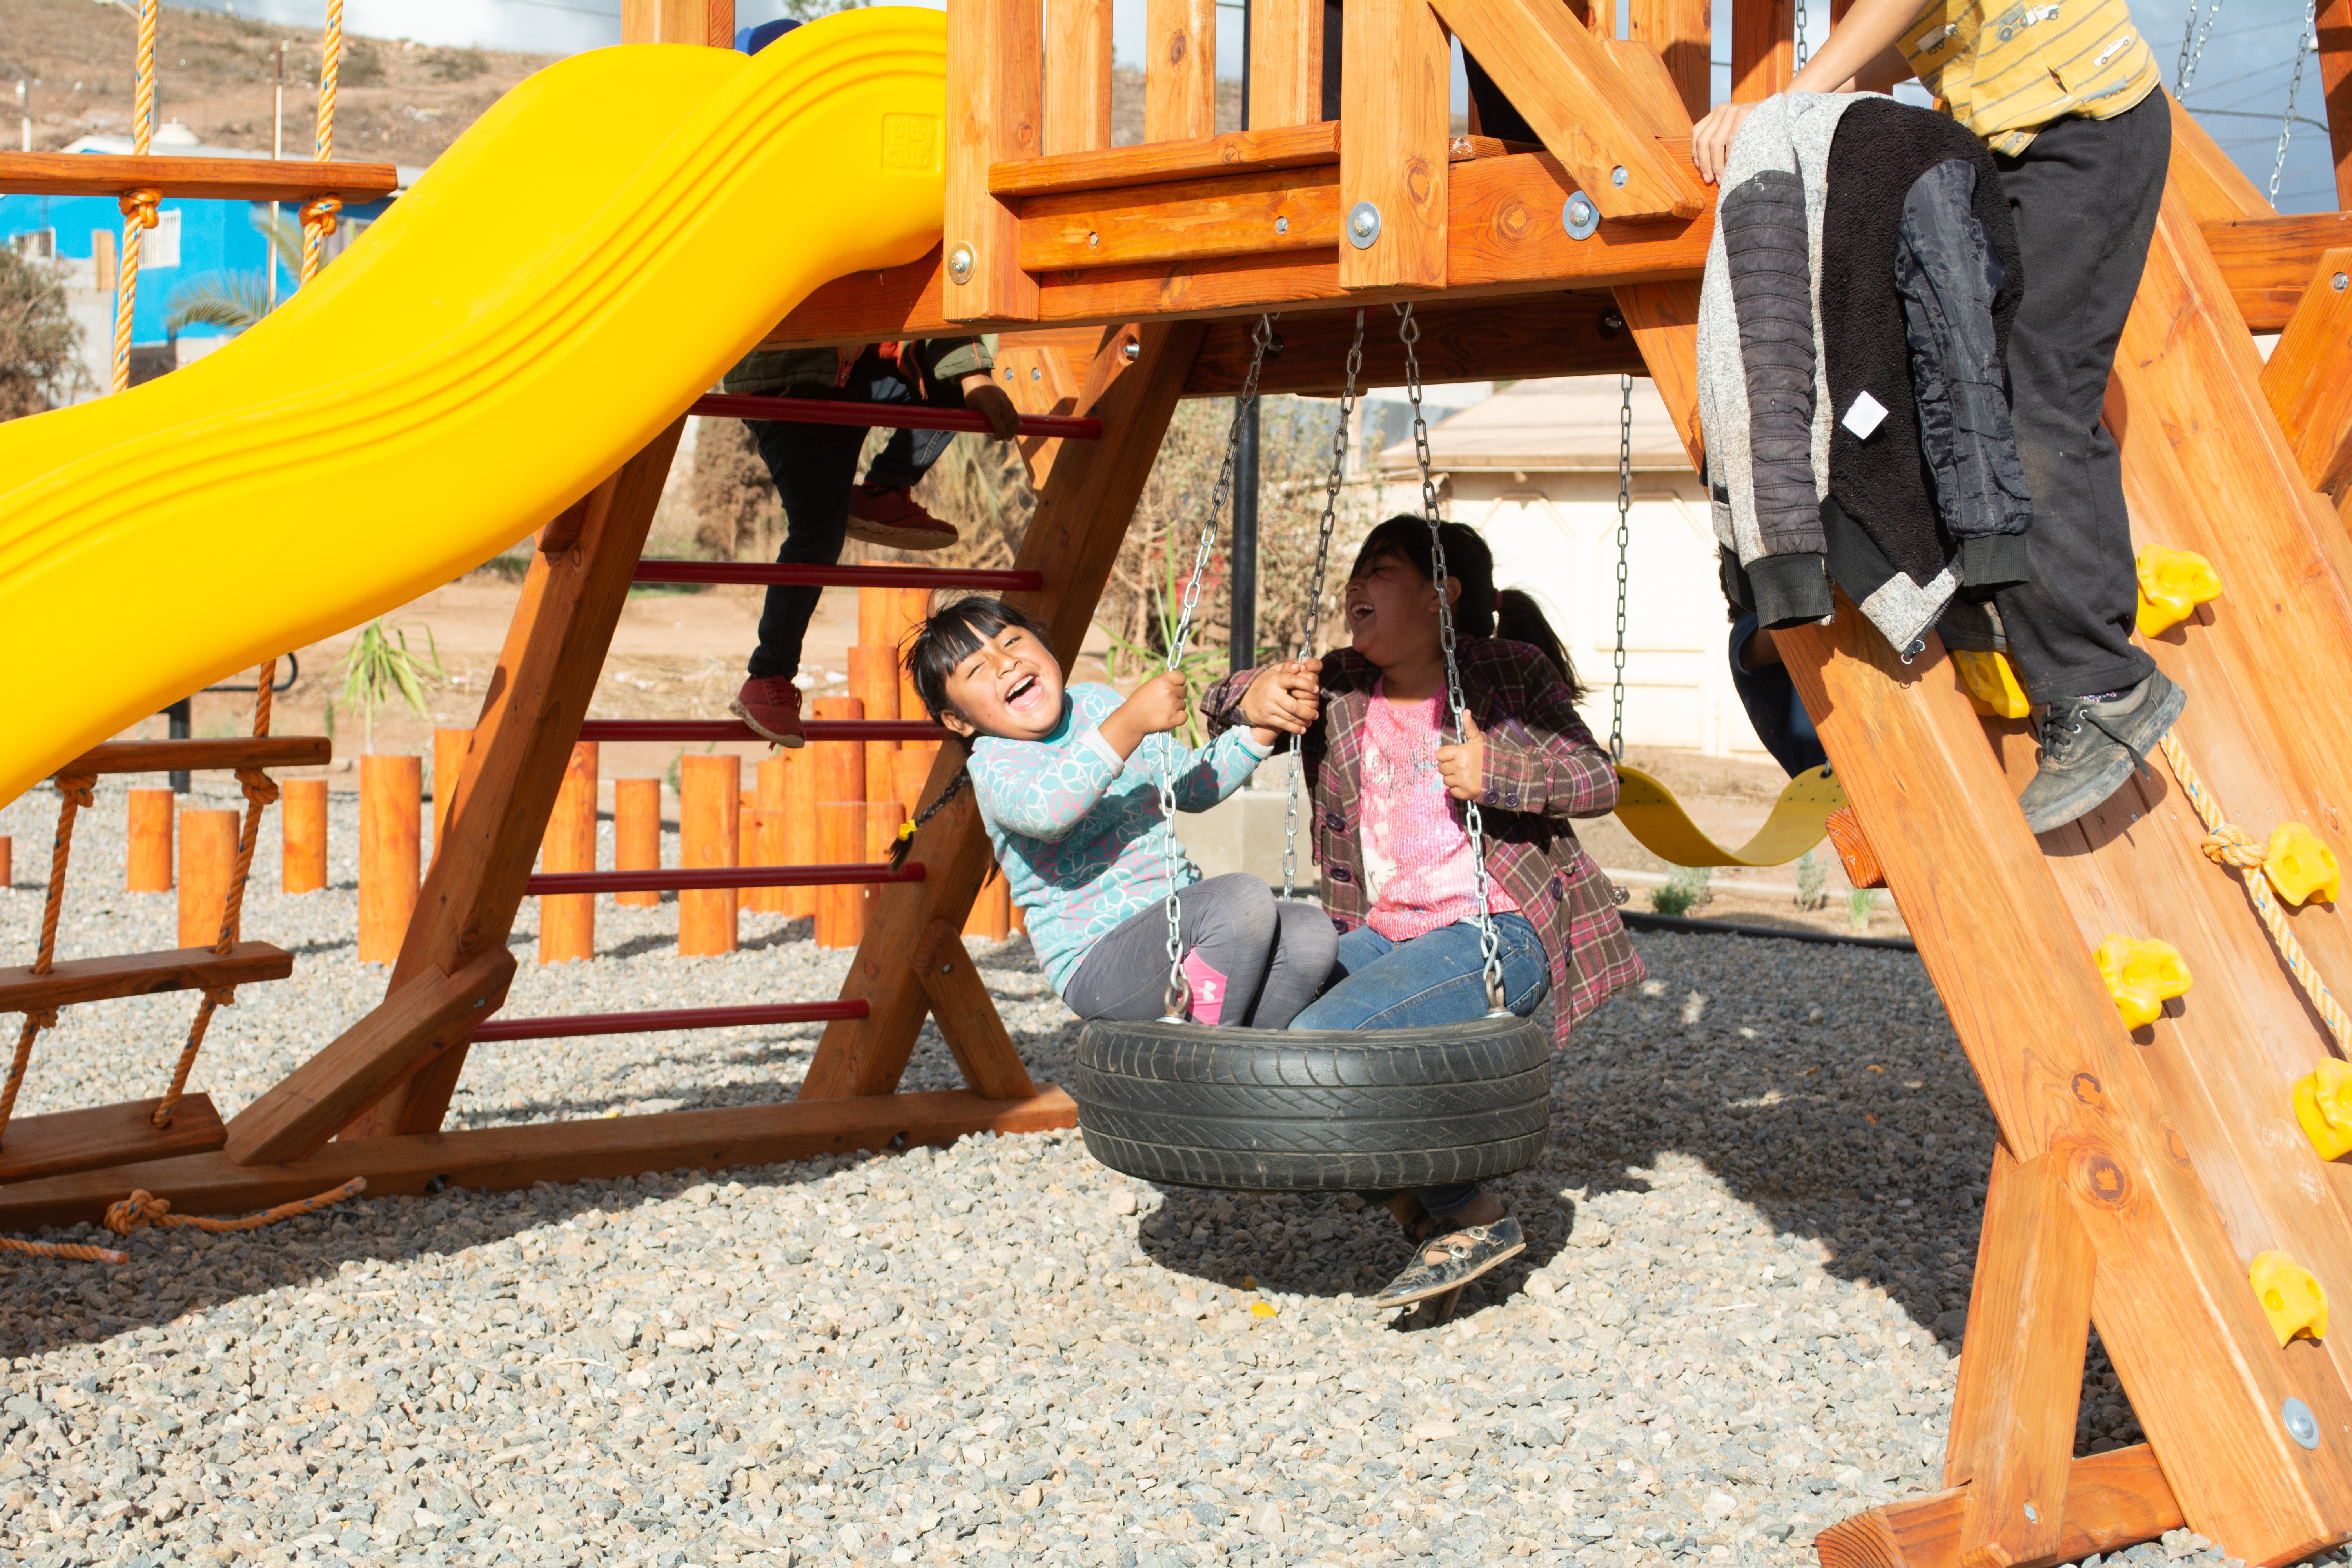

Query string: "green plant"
[[1849, 887, 1880, 930], [334, 620, 443, 753], [163, 211, 306, 339], [1795, 847, 1828, 913], [0, 245, 87, 419], [1651, 865, 1712, 918], [1098, 537, 1229, 749]]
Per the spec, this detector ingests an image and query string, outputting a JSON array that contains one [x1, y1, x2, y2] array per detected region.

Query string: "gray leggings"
[[1063, 873, 1338, 1029]]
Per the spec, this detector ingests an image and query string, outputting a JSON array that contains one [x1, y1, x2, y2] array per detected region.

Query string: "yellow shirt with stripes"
[[1898, 0, 2162, 156]]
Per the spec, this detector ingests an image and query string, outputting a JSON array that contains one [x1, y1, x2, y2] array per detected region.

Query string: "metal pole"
[[1229, 0, 1260, 674], [165, 697, 191, 794]]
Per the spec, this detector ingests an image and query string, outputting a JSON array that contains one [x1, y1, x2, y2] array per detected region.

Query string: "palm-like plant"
[[333, 621, 444, 755], [162, 209, 307, 339]]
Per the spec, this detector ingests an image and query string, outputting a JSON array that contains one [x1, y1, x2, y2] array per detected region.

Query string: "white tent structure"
[[1376, 375, 1770, 760]]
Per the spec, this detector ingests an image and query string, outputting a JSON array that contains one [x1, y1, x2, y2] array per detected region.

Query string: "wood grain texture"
[[2206, 214, 2352, 331], [0, 152, 397, 202], [0, 1096, 225, 1188], [1628, 0, 1711, 120], [176, 809, 237, 952], [1339, 0, 1452, 291], [0, 942, 292, 1016], [281, 778, 327, 895], [1146, 0, 1218, 141], [1730, 0, 1794, 101], [911, 918, 1037, 1100], [11, 1087, 1077, 1230], [1020, 163, 1341, 270], [1249, 0, 1326, 128], [1428, 0, 1704, 221], [802, 321, 1206, 1100], [619, 0, 734, 45], [2323, 0, 2352, 212], [58, 737, 330, 777], [944, 0, 1042, 322], [1603, 38, 1700, 136], [2168, 93, 2275, 225], [1944, 1147, 2096, 1567], [357, 757, 420, 965], [1044, 0, 1115, 156], [1816, 1447, 2184, 1568], [2259, 247, 2352, 499], [1187, 292, 1645, 394], [341, 420, 685, 1141], [994, 122, 1341, 197], [537, 742, 598, 964]]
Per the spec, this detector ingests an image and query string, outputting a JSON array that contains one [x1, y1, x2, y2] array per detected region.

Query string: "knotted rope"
[[106, 0, 160, 394], [299, 0, 344, 285], [0, 775, 95, 1145], [103, 1176, 365, 1237], [2156, 729, 2352, 1050]]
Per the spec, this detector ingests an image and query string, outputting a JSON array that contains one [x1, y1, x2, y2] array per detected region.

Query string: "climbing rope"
[[106, 0, 160, 394], [105, 1176, 365, 1237], [0, 774, 95, 1146], [2155, 729, 2352, 1051], [1281, 309, 1367, 902], [300, 0, 345, 284]]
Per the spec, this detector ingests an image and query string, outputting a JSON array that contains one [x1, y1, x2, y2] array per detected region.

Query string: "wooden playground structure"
[[9, 0, 2352, 1560]]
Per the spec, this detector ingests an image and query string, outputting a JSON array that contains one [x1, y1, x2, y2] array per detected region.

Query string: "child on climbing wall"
[[1688, 0, 2183, 834], [721, 21, 1025, 749], [889, 597, 1339, 1029], [1204, 518, 1642, 1312]]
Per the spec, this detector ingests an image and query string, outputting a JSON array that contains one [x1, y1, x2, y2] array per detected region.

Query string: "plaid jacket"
[[1203, 640, 1644, 1045]]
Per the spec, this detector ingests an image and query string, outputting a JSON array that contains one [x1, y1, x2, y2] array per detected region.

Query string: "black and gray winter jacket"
[[1697, 92, 2031, 654]]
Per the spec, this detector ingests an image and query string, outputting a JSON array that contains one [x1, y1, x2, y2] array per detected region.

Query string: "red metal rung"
[[526, 863, 926, 896], [690, 392, 1100, 441], [633, 561, 1043, 592], [577, 720, 947, 744], [473, 999, 869, 1042]]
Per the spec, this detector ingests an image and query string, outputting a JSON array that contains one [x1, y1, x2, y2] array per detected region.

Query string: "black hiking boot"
[[2016, 669, 2187, 835]]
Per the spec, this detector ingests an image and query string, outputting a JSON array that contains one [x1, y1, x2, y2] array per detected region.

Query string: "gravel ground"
[[0, 782, 2336, 1567]]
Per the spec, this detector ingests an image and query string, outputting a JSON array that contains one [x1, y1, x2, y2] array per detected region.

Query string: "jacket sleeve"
[[921, 335, 999, 383], [1474, 653, 1621, 820], [968, 729, 1120, 842], [1164, 727, 1274, 812], [1200, 666, 1258, 738]]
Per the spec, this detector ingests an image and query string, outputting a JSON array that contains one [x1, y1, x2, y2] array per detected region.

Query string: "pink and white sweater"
[[1358, 683, 1522, 942]]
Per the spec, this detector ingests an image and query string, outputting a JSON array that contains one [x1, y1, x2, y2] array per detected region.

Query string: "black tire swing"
[[1072, 305, 1552, 1192]]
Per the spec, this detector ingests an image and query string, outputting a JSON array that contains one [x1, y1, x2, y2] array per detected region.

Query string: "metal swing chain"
[[1282, 309, 1368, 901], [1159, 313, 1279, 1019], [1611, 374, 1632, 764], [1794, 0, 1809, 71], [2177, 0, 2224, 93], [1396, 303, 1508, 1014], [2272, 0, 2319, 203]]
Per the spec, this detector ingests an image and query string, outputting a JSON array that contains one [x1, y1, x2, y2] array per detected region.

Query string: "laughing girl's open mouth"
[[1005, 672, 1042, 708]]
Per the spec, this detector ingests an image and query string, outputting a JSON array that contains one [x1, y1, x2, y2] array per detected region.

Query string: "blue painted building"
[[1, 125, 410, 395]]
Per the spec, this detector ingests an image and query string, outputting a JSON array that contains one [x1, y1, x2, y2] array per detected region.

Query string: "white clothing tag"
[[1842, 390, 1890, 439]]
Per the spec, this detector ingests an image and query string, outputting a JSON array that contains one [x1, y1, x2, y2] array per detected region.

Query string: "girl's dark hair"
[[1495, 588, 1585, 706], [1347, 515, 1498, 637], [887, 596, 1055, 870]]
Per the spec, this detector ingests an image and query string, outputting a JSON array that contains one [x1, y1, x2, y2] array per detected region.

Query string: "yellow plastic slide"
[[0, 10, 949, 806]]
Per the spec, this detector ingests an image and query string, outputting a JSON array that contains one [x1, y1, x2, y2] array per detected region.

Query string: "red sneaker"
[[845, 485, 960, 552], [731, 675, 806, 747]]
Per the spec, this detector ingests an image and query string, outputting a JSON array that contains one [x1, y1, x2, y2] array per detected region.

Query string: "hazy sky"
[[175, 0, 2338, 211]]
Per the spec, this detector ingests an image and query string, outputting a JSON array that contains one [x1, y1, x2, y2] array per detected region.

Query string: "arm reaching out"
[[1690, 0, 1920, 183]]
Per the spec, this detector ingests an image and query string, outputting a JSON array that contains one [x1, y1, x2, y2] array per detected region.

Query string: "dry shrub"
[[0, 248, 86, 420]]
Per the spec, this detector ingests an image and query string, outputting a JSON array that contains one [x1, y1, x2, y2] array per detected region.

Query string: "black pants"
[[742, 348, 968, 681], [1990, 93, 2171, 704]]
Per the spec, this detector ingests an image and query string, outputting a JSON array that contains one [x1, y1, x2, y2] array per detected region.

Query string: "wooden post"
[[897, 586, 931, 721], [1630, 0, 1711, 121], [617, 0, 734, 44], [0, 836, 12, 889], [177, 808, 238, 950], [744, 755, 791, 915], [1249, 0, 1326, 128], [614, 777, 661, 908], [678, 753, 740, 956], [2258, 247, 2352, 501], [783, 746, 820, 921], [538, 741, 598, 965], [849, 644, 900, 803], [811, 695, 866, 806], [893, 742, 941, 816], [281, 777, 327, 895], [1338, 0, 1451, 292], [964, 862, 1013, 941], [817, 801, 867, 948], [1044, 0, 1114, 154], [127, 786, 173, 893], [1730, 0, 1795, 100], [358, 754, 421, 965], [431, 726, 471, 865], [943, 0, 1040, 323], [1146, 0, 1218, 140], [866, 800, 907, 925]]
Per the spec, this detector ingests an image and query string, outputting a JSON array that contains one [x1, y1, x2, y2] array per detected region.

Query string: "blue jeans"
[[1292, 913, 1550, 1218]]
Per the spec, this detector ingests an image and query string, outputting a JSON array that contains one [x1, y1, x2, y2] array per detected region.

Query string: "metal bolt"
[[1275, 215, 1289, 236], [1122, 340, 1140, 363], [1612, 165, 1628, 188], [947, 243, 975, 283], [1030, 366, 1041, 381], [2286, 1396, 2323, 1450], [1087, 231, 1100, 249], [1004, 367, 1015, 380], [473, 997, 486, 1008], [1563, 196, 1599, 240], [2335, 272, 2348, 292], [1347, 201, 1382, 249], [2022, 1502, 2039, 1524]]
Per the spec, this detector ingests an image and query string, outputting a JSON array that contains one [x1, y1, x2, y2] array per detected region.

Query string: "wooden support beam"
[[0, 942, 291, 1016], [1044, 0, 1114, 156], [335, 422, 686, 1142], [1249, 0, 1327, 128], [1020, 165, 1341, 271], [0, 152, 399, 203], [1942, 1145, 2098, 1566], [911, 918, 1036, 1101], [0, 1096, 225, 1188], [1816, 1447, 2184, 1568], [2320, 0, 2352, 212], [1428, 0, 1704, 221], [2169, 92, 2275, 225], [1187, 291, 1644, 394], [802, 320, 1207, 1100], [1339, 0, 1452, 291], [2261, 248, 2352, 499], [618, 0, 733, 45], [59, 738, 330, 777], [2204, 212, 2352, 330], [1147, 0, 1218, 140], [944, 0, 1042, 323], [0, 1087, 1078, 1231], [994, 122, 1343, 198], [1604, 38, 1702, 136], [1626, 0, 1711, 122], [1730, 0, 1795, 101]]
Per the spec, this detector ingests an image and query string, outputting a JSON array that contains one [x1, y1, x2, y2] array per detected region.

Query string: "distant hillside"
[[0, 0, 556, 165]]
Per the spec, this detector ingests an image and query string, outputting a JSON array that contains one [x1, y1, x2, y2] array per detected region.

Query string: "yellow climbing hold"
[[2266, 822, 2342, 907], [2295, 1060, 2352, 1161], [2250, 1250, 2329, 1346], [2135, 546, 2222, 636], [2094, 935, 2192, 1029], [1952, 649, 2031, 719], [1251, 1301, 1278, 1319]]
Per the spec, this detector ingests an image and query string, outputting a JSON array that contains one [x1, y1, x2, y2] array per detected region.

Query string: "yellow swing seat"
[[1612, 764, 1849, 869]]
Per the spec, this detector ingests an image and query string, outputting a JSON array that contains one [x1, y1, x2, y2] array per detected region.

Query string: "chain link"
[[2272, 0, 2318, 203], [1158, 314, 1278, 1018], [1611, 374, 1632, 764], [2177, 0, 2224, 93], [1396, 303, 1506, 1013], [1283, 308, 1368, 902], [1794, 0, 1809, 71]]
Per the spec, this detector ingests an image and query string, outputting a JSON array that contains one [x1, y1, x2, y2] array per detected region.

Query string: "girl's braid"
[[887, 764, 972, 871]]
